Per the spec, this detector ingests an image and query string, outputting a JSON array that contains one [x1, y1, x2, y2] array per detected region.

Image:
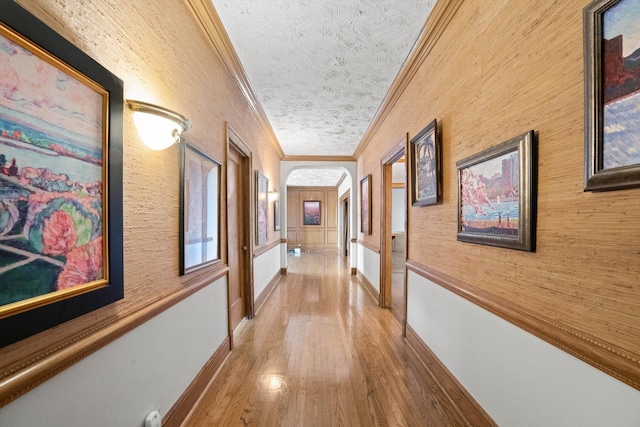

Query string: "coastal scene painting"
[[602, 0, 640, 169], [0, 27, 107, 314], [459, 151, 519, 237]]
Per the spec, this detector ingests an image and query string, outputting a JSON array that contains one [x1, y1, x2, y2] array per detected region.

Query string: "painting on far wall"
[[302, 200, 321, 225], [584, 0, 640, 191]]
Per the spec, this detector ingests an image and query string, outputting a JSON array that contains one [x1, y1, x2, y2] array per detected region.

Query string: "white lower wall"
[[357, 243, 380, 294], [407, 270, 640, 426], [0, 276, 228, 427], [254, 243, 281, 300]]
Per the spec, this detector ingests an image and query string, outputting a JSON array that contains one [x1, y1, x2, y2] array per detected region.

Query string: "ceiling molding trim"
[[352, 0, 464, 159], [282, 155, 356, 162], [184, 0, 285, 159], [335, 172, 348, 189]]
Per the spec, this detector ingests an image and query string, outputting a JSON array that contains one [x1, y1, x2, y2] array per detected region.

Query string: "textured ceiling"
[[211, 0, 437, 157], [286, 168, 346, 187]]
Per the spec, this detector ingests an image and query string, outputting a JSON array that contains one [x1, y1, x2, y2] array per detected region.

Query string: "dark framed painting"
[[274, 200, 281, 231], [303, 200, 321, 225], [0, 0, 124, 347], [584, 0, 640, 191], [360, 175, 372, 234], [180, 143, 221, 275], [457, 131, 536, 252], [256, 171, 268, 246], [409, 119, 442, 206]]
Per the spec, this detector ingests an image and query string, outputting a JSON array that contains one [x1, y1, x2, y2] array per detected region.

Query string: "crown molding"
[[282, 155, 356, 162], [353, 0, 464, 158], [184, 0, 285, 159]]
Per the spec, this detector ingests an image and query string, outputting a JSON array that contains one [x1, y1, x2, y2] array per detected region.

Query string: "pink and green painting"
[[460, 151, 519, 237], [303, 201, 321, 226], [0, 29, 106, 311]]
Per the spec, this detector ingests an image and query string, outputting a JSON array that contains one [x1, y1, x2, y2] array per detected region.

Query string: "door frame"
[[226, 124, 255, 341], [380, 134, 408, 333], [340, 189, 350, 257]]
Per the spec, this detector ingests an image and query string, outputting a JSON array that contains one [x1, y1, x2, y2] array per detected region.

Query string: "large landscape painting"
[[0, 26, 107, 315]]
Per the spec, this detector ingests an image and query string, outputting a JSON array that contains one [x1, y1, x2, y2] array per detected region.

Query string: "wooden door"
[[227, 147, 245, 332]]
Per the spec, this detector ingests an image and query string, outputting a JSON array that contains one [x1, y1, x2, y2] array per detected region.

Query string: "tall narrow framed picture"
[[180, 143, 221, 275], [457, 131, 536, 252], [302, 200, 321, 225], [584, 0, 640, 191], [0, 0, 124, 347], [256, 171, 269, 246], [409, 119, 442, 206], [360, 174, 372, 234], [274, 200, 281, 231]]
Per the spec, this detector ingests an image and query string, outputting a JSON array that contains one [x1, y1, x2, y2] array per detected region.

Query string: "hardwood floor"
[[184, 251, 467, 426]]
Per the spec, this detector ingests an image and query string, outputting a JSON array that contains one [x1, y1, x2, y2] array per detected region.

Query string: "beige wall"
[[1, 0, 281, 397], [357, 0, 640, 388], [287, 187, 338, 249]]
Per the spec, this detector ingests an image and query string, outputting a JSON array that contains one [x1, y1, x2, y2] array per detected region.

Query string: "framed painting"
[[409, 119, 442, 206], [584, 0, 640, 191], [180, 143, 221, 275], [0, 0, 124, 347], [360, 175, 372, 234], [303, 200, 321, 225], [274, 200, 281, 231], [256, 171, 268, 246], [457, 131, 536, 252]]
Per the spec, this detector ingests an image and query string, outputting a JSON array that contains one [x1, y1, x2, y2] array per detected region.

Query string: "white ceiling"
[[286, 168, 346, 186], [211, 0, 437, 159]]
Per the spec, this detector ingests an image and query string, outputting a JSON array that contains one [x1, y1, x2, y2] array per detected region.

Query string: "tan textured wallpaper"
[[358, 0, 640, 383], [1, 0, 280, 370]]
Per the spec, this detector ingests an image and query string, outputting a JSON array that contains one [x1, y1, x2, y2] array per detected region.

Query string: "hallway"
[[185, 251, 466, 426]]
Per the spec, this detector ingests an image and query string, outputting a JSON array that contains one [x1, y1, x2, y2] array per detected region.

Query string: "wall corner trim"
[[406, 259, 640, 391], [254, 270, 283, 315], [405, 325, 497, 426], [163, 335, 232, 427], [357, 269, 379, 303]]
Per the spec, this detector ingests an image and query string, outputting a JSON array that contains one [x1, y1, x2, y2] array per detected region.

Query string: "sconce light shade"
[[268, 190, 279, 202], [127, 100, 192, 150]]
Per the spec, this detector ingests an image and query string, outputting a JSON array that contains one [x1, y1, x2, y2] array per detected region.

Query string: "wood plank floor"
[[184, 251, 467, 426]]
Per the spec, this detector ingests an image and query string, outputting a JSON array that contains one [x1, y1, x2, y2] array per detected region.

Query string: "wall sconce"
[[268, 190, 279, 202], [127, 100, 192, 150]]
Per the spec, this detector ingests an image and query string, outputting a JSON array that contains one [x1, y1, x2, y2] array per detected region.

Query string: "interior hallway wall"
[[355, 0, 640, 424], [0, 0, 281, 424]]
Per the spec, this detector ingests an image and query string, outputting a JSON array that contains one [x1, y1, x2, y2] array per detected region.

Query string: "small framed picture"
[[256, 171, 269, 245], [457, 131, 536, 252], [302, 200, 321, 225], [360, 175, 372, 234], [409, 119, 442, 206], [274, 200, 281, 231], [584, 0, 640, 191]]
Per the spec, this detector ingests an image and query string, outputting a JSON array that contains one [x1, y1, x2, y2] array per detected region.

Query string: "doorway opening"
[[380, 136, 407, 332], [226, 125, 254, 347]]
